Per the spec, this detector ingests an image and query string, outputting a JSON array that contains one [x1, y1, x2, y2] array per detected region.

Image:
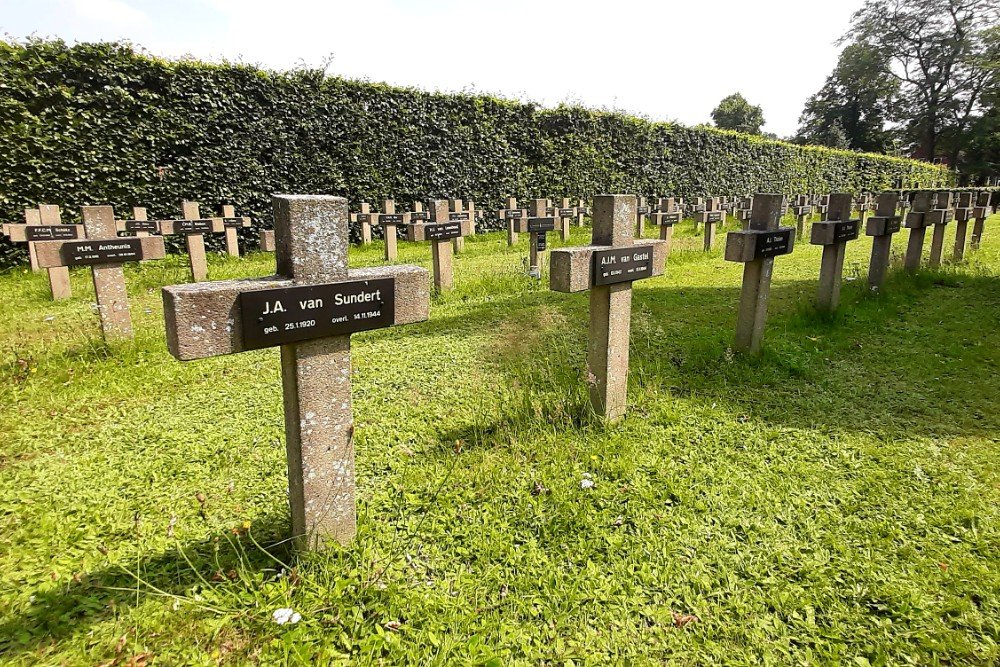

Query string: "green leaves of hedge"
[[0, 38, 948, 267]]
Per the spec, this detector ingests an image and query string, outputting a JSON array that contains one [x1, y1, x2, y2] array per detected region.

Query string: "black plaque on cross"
[[60, 238, 145, 266], [410, 211, 428, 221], [239, 278, 396, 351], [592, 247, 654, 286], [832, 220, 861, 243], [177, 219, 215, 234], [505, 210, 524, 220], [26, 226, 80, 242], [223, 217, 246, 228], [528, 218, 556, 233], [380, 214, 405, 225], [125, 220, 159, 233], [536, 232, 547, 251], [424, 222, 463, 240], [754, 229, 795, 258]]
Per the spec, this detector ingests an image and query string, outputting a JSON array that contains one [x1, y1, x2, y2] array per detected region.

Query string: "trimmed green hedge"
[[0, 39, 949, 267]]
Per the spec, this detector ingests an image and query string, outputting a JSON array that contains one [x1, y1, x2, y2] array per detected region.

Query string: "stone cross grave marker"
[[734, 197, 753, 229], [217, 205, 252, 258], [162, 195, 430, 549], [5, 205, 82, 299], [697, 197, 726, 251], [724, 194, 794, 354], [157, 201, 225, 282], [556, 198, 576, 241], [855, 193, 873, 225], [34, 206, 166, 338], [817, 194, 830, 218], [115, 207, 156, 238], [575, 199, 588, 227], [970, 191, 990, 250], [549, 195, 667, 420], [991, 189, 1000, 215], [926, 191, 955, 268], [634, 197, 651, 238], [351, 202, 373, 245], [903, 190, 934, 272], [652, 197, 682, 255], [689, 197, 706, 230], [377, 199, 409, 262], [810, 193, 861, 313], [952, 192, 974, 262], [449, 199, 475, 253], [406, 199, 473, 291], [519, 198, 557, 277], [792, 195, 813, 237], [865, 191, 902, 291], [498, 197, 528, 246]]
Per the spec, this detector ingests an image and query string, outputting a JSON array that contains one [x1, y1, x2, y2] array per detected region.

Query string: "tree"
[[711, 93, 765, 134], [844, 0, 1000, 164], [795, 43, 899, 151]]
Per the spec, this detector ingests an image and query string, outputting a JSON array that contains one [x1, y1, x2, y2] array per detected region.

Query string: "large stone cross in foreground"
[[549, 195, 666, 420], [162, 195, 430, 549]]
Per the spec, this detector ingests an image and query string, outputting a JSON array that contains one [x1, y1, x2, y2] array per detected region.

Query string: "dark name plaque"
[[223, 217, 247, 228], [26, 225, 79, 242], [536, 231, 547, 251], [545, 207, 555, 216], [425, 222, 462, 240], [527, 217, 555, 233], [410, 211, 428, 221], [706, 211, 723, 223], [177, 219, 214, 234], [636, 206, 650, 215], [794, 205, 813, 216], [559, 208, 576, 217], [833, 219, 860, 243], [355, 213, 371, 223], [448, 212, 470, 221], [505, 210, 524, 219], [239, 278, 395, 351], [125, 220, 159, 233], [754, 228, 794, 259], [60, 238, 144, 266], [380, 214, 405, 225], [659, 212, 681, 225], [592, 246, 654, 286]]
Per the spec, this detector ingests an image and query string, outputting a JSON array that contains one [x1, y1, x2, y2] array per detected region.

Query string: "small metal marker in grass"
[[34, 205, 166, 339], [724, 193, 794, 354], [162, 195, 430, 550], [549, 194, 667, 420]]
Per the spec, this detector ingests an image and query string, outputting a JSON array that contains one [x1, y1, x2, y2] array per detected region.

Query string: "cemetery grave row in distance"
[[2, 188, 997, 551]]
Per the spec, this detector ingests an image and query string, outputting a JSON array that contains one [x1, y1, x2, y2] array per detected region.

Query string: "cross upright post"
[[652, 197, 681, 254], [377, 199, 408, 262], [792, 195, 813, 237], [549, 195, 667, 420], [351, 202, 373, 245], [556, 198, 575, 241], [970, 191, 990, 250], [449, 199, 475, 253], [865, 191, 902, 291], [517, 199, 556, 277], [725, 194, 794, 354], [903, 191, 933, 271], [116, 207, 157, 238], [217, 204, 252, 257], [162, 195, 430, 549], [575, 199, 588, 227], [926, 191, 954, 268], [697, 197, 725, 251], [810, 193, 861, 313], [33, 206, 166, 338], [634, 197, 650, 238], [952, 192, 974, 261]]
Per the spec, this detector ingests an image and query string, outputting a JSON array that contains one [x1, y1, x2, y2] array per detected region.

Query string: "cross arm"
[[163, 264, 430, 361], [159, 219, 225, 234], [549, 239, 666, 293], [32, 236, 166, 268], [406, 219, 473, 241], [5, 225, 85, 242]]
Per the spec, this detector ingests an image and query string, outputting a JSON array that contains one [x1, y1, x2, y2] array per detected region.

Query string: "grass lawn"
[[1, 213, 999, 665]]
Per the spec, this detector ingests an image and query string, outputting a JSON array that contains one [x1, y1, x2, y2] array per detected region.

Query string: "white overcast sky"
[[1, 0, 865, 137]]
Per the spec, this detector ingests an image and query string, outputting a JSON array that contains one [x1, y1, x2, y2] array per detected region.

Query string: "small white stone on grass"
[[272, 608, 302, 625], [581, 473, 595, 490]]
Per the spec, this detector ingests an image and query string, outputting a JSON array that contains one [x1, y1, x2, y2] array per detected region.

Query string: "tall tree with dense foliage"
[[710, 93, 765, 135], [843, 0, 999, 165], [795, 43, 899, 151]]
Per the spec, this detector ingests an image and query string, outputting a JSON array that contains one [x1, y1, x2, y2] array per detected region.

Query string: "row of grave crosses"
[[349, 198, 477, 259]]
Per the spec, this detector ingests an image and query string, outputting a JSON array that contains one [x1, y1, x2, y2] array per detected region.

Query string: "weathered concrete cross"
[[350, 202, 374, 245], [516, 198, 556, 277], [157, 201, 225, 282], [791, 195, 813, 237], [449, 199, 476, 253], [651, 197, 681, 256], [34, 206, 166, 338], [549, 195, 666, 420], [696, 197, 726, 251], [864, 191, 901, 291], [810, 192, 860, 313], [5, 205, 82, 299], [952, 192, 974, 262], [634, 196, 651, 238], [556, 198, 576, 240], [926, 191, 954, 268], [406, 199, 473, 292], [216, 204, 252, 258], [115, 207, 155, 238], [163, 195, 430, 549], [970, 191, 990, 251], [903, 190, 934, 272], [498, 197, 528, 246], [724, 194, 793, 354], [377, 199, 408, 262]]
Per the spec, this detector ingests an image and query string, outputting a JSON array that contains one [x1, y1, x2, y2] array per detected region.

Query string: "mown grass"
[[1, 214, 998, 665]]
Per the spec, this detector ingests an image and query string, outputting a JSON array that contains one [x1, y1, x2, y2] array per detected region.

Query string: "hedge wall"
[[0, 39, 950, 267]]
